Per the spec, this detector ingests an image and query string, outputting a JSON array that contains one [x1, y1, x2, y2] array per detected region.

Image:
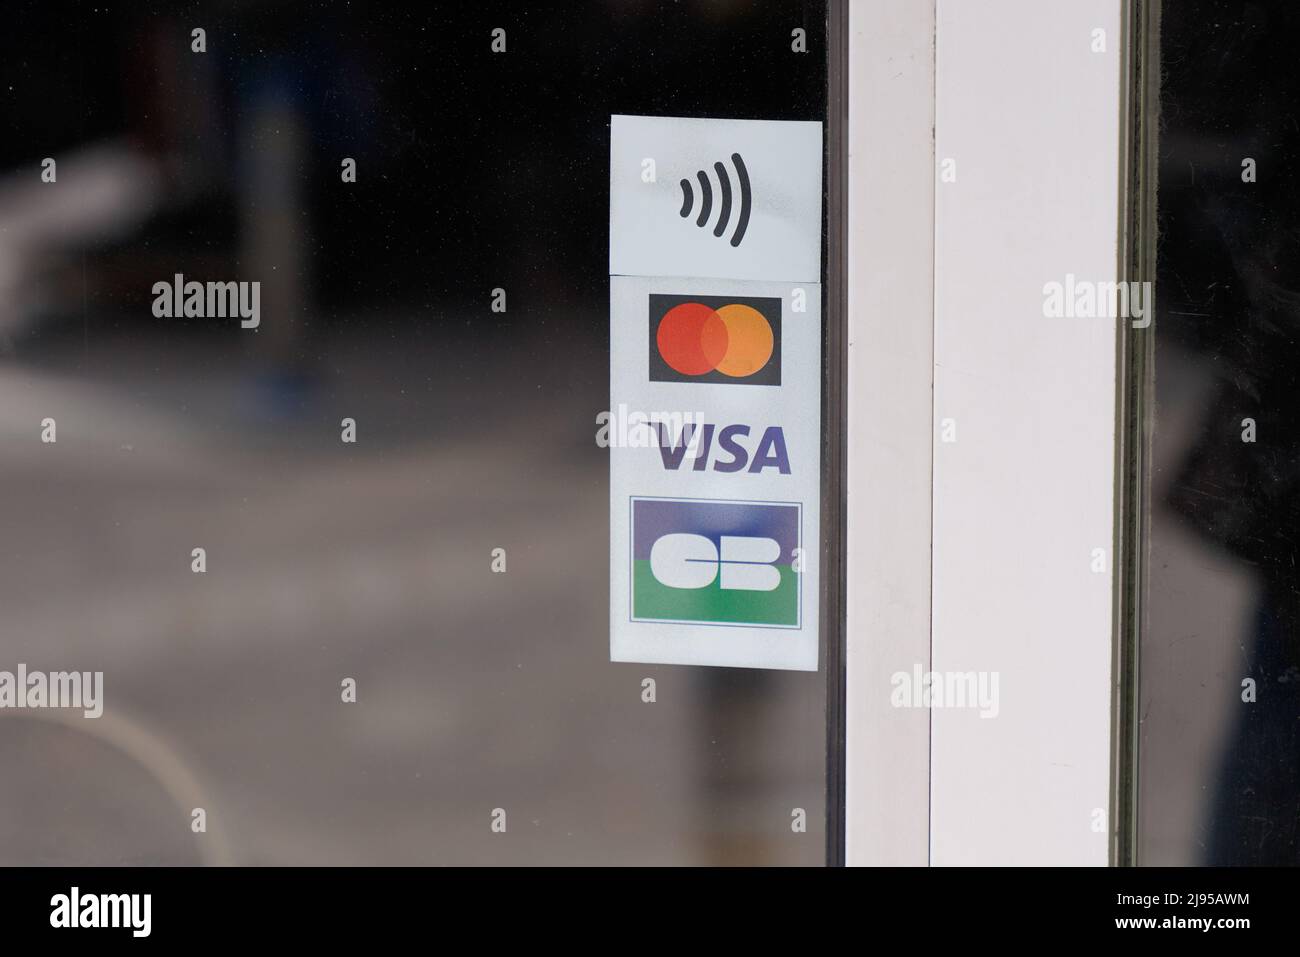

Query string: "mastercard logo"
[[648, 294, 781, 386]]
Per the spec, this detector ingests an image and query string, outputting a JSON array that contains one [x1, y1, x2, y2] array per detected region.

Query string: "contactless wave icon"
[[678, 153, 752, 247]]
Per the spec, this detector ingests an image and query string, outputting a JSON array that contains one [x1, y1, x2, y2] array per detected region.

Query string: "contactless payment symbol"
[[649, 294, 781, 386], [677, 153, 752, 247], [631, 497, 801, 628]]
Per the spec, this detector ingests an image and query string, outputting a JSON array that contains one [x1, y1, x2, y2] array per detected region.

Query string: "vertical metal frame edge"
[[826, 0, 849, 867], [1112, 0, 1160, 868]]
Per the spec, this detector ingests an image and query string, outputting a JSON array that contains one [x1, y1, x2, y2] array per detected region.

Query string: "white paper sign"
[[609, 114, 823, 283], [608, 116, 823, 672]]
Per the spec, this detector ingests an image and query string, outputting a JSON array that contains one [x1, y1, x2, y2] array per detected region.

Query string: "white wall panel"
[[930, 0, 1121, 865]]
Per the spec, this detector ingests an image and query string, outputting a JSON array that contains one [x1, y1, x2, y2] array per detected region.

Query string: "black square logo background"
[[647, 294, 782, 386]]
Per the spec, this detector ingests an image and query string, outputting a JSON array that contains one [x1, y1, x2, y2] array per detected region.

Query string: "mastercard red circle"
[[656, 301, 773, 378], [657, 302, 728, 375]]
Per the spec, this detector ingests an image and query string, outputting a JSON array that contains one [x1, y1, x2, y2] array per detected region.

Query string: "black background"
[[1151, 0, 1300, 865], [648, 293, 783, 386]]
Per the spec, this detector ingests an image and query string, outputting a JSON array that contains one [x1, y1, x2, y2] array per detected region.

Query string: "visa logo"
[[654, 423, 790, 474]]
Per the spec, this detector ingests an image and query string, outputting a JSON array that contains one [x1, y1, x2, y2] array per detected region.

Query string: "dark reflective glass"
[[1145, 0, 1300, 865], [0, 1, 830, 865]]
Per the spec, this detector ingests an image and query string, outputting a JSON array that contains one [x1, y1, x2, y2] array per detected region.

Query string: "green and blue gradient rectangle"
[[630, 496, 801, 628]]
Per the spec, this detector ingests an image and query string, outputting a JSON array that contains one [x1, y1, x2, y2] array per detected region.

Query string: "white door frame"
[[844, 0, 1124, 866]]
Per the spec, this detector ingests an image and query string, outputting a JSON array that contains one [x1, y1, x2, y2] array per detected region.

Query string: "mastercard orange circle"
[[714, 303, 774, 377], [656, 302, 774, 378]]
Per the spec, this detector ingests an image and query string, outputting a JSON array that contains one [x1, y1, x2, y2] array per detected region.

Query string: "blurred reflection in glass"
[[1145, 0, 1300, 865], [0, 1, 829, 865]]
